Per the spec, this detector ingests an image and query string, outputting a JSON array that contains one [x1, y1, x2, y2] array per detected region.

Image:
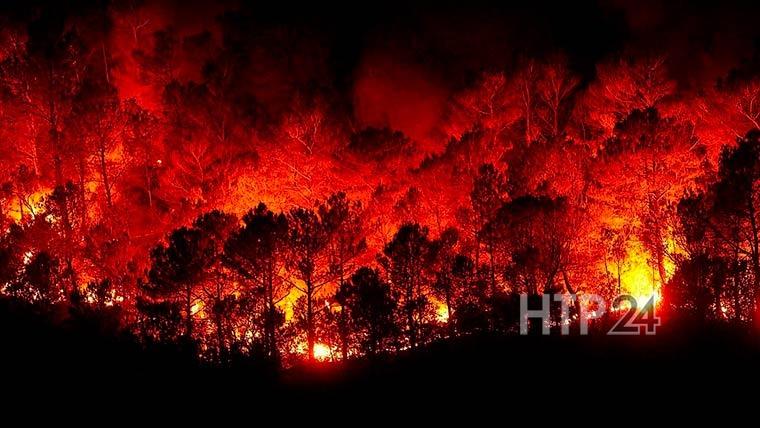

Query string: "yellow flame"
[[621, 262, 658, 303], [434, 299, 450, 323], [191, 301, 206, 319], [6, 189, 50, 222], [313, 343, 331, 361], [617, 238, 673, 309], [605, 236, 675, 311]]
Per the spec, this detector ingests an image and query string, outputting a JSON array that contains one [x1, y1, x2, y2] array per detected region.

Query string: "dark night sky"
[[220, 0, 760, 87], [2, 0, 759, 131], [4, 0, 759, 82]]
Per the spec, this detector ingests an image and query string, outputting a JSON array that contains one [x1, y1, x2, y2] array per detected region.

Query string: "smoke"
[[352, 51, 449, 149], [603, 0, 760, 87]]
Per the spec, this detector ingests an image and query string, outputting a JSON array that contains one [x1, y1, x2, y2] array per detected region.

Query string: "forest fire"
[[6, 189, 50, 222], [312, 343, 332, 362], [618, 250, 666, 308], [2, 0, 760, 383], [435, 300, 451, 323]]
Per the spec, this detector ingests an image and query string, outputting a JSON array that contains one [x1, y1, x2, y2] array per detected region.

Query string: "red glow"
[[1, 1, 759, 368]]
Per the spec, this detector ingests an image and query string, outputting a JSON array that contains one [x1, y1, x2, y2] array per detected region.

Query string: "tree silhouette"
[[381, 223, 434, 348], [142, 222, 216, 340], [1, 0, 760, 371], [471, 163, 508, 312], [318, 192, 366, 360], [336, 267, 397, 357], [9, 251, 61, 304], [224, 203, 289, 361], [0, 225, 23, 288], [287, 206, 330, 362], [430, 227, 460, 335], [193, 210, 238, 362], [68, 76, 125, 210], [674, 130, 760, 322], [594, 108, 704, 289]]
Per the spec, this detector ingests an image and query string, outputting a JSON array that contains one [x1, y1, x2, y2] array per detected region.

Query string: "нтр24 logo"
[[608, 295, 661, 335]]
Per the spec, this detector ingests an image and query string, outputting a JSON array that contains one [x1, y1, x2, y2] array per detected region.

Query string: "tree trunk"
[[78, 157, 87, 228], [406, 283, 417, 348], [101, 42, 110, 83], [265, 271, 279, 361], [339, 307, 349, 361], [445, 289, 454, 337], [215, 283, 226, 362], [488, 240, 496, 298], [53, 154, 72, 237], [733, 249, 742, 322], [306, 277, 314, 362], [185, 284, 193, 338], [32, 136, 40, 177], [144, 164, 153, 208], [650, 218, 668, 290], [338, 271, 349, 361], [99, 144, 113, 207], [748, 199, 760, 323], [552, 98, 559, 138], [474, 230, 481, 273], [562, 269, 581, 319], [523, 79, 533, 144]]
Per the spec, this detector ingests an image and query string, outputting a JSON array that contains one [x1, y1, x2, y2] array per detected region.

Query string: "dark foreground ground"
[[1, 297, 757, 415]]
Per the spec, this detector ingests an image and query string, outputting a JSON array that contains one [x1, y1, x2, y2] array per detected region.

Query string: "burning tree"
[[2, 0, 760, 371], [592, 108, 706, 293], [142, 221, 215, 341], [224, 203, 289, 361], [335, 267, 398, 358], [380, 223, 436, 348]]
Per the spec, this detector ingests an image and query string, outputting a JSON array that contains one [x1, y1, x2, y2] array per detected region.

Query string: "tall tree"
[[670, 192, 733, 321], [335, 267, 398, 358], [430, 227, 460, 335], [471, 163, 508, 302], [537, 55, 579, 139], [708, 130, 760, 321], [68, 77, 126, 210], [319, 192, 366, 359], [0, 8, 87, 232], [122, 100, 163, 211], [142, 222, 216, 340], [287, 206, 330, 362], [583, 55, 675, 137], [381, 223, 434, 348], [193, 210, 238, 362], [224, 203, 289, 361], [593, 108, 705, 289], [494, 196, 581, 300]]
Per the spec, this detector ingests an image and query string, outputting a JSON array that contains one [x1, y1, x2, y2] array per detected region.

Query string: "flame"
[[313, 343, 331, 362], [0, 1, 750, 363], [190, 300, 206, 318], [614, 237, 674, 309], [6, 189, 51, 223], [434, 299, 450, 323], [621, 261, 658, 305]]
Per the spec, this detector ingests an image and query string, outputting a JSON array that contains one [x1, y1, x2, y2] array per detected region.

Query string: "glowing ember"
[[190, 301, 205, 318], [313, 343, 331, 362], [435, 301, 450, 323]]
